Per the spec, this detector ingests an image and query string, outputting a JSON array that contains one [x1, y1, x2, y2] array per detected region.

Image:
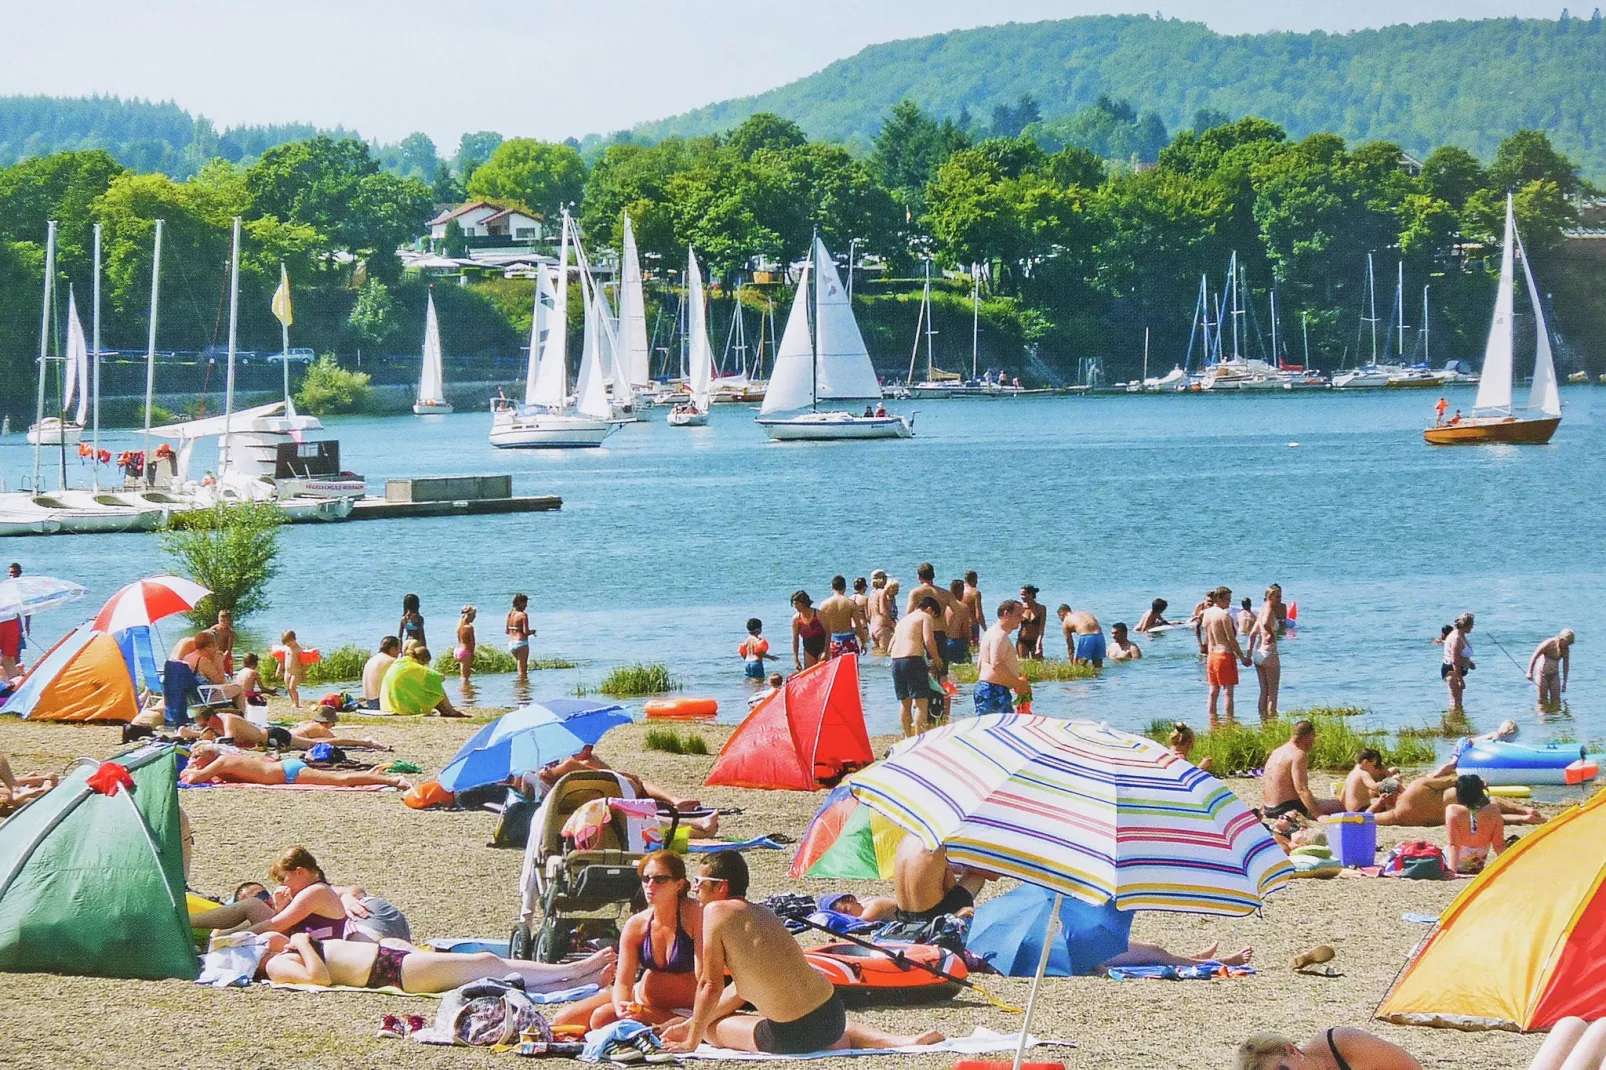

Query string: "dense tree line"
[[625, 14, 1606, 180], [0, 104, 1592, 414]]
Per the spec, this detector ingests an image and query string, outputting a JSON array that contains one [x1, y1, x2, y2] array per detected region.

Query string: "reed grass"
[[597, 662, 681, 696], [644, 727, 710, 755], [951, 658, 1098, 685], [1143, 710, 1437, 774]]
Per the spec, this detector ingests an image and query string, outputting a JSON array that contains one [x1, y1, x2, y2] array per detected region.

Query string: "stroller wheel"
[[509, 921, 533, 961], [536, 918, 571, 964]]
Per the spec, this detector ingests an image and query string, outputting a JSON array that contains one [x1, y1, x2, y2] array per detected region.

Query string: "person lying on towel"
[[180, 743, 409, 790], [660, 851, 944, 1055], [259, 933, 614, 995], [182, 708, 390, 752]]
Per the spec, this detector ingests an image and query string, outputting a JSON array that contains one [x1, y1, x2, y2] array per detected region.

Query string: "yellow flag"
[[271, 262, 293, 328]]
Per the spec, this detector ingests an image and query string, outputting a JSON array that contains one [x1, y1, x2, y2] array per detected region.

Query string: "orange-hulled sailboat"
[[1424, 195, 1561, 445]]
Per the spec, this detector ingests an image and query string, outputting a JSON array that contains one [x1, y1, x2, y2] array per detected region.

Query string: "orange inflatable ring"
[[270, 645, 322, 665], [644, 697, 718, 720]]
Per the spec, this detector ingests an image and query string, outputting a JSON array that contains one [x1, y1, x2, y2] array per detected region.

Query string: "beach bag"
[[424, 978, 550, 1047], [1383, 841, 1448, 880], [404, 779, 456, 810], [491, 789, 538, 850]]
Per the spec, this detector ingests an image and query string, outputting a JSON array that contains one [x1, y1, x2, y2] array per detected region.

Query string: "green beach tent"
[[0, 744, 198, 980]]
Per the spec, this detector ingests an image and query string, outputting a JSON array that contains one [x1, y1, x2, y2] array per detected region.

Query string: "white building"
[[427, 201, 545, 244]]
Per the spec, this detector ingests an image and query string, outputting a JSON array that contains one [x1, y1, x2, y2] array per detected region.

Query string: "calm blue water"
[[3, 387, 1601, 743]]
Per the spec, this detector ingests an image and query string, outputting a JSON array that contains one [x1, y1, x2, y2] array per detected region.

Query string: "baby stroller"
[[511, 770, 663, 962]]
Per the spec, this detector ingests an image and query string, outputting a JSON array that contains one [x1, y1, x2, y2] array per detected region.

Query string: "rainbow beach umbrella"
[[788, 785, 905, 881], [848, 715, 1291, 1070]]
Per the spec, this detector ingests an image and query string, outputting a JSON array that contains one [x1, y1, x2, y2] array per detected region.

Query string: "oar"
[[797, 916, 1022, 1013]]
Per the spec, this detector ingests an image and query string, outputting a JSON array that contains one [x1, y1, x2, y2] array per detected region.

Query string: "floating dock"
[[346, 475, 560, 522]]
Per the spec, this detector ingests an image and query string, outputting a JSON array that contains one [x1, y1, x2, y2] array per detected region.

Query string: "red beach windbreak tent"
[[705, 656, 873, 791]]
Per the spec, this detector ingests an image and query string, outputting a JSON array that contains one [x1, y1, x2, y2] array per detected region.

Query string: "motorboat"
[[757, 410, 913, 441]]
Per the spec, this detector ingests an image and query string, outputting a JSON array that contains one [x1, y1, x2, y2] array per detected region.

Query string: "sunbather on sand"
[[1237, 1017, 1606, 1070], [816, 891, 897, 924], [260, 933, 614, 994], [1370, 759, 1543, 826], [540, 746, 718, 836], [183, 708, 389, 752], [179, 743, 409, 789], [193, 846, 357, 939], [892, 835, 991, 922], [0, 751, 56, 812], [661, 851, 942, 1054]]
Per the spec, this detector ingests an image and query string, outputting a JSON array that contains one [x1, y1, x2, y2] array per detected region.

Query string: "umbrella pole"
[[1012, 892, 1062, 1070]]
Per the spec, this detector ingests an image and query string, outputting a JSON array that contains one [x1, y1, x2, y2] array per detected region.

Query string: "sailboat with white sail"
[[668, 247, 712, 427], [413, 290, 453, 415], [1424, 195, 1561, 445], [1332, 254, 1404, 389], [27, 282, 89, 448], [489, 212, 617, 448], [613, 213, 656, 412], [907, 260, 960, 398], [711, 285, 766, 403], [756, 238, 912, 441]]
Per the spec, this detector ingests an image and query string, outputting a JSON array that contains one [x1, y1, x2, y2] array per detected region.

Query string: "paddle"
[[796, 916, 1022, 1013]]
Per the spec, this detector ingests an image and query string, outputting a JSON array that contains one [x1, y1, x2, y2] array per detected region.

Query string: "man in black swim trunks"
[[891, 834, 989, 923], [662, 851, 943, 1055]]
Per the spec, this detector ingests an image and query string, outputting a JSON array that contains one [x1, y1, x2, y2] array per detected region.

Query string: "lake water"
[[3, 386, 1601, 746]]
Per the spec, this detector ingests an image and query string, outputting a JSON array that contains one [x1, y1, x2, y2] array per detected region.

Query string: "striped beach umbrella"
[[848, 715, 1291, 915], [93, 576, 211, 633]]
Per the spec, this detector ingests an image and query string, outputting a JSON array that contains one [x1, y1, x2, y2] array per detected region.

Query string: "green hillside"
[[626, 14, 1606, 177]]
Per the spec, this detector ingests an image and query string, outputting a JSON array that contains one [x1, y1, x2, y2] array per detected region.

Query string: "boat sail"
[[1424, 195, 1561, 445], [756, 238, 912, 441], [669, 247, 713, 426], [489, 211, 616, 448], [413, 291, 453, 415], [525, 266, 556, 405], [618, 214, 654, 403]]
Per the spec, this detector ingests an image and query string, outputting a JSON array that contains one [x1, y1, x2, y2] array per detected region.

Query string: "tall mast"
[[1302, 311, 1310, 367], [32, 220, 56, 493], [1142, 326, 1150, 383], [1395, 260, 1407, 360], [971, 264, 980, 381], [1366, 253, 1378, 363], [1231, 252, 1242, 360], [810, 238, 819, 412], [221, 216, 241, 476], [1421, 284, 1431, 364], [923, 258, 935, 378], [279, 263, 292, 408], [142, 219, 164, 485], [1269, 288, 1279, 366], [92, 223, 102, 488]]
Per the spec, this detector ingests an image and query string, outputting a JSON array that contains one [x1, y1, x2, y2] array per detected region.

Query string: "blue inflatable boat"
[[1456, 740, 1598, 787]]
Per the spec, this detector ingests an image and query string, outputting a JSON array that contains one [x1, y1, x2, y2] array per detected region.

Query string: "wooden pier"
[[347, 494, 561, 521]]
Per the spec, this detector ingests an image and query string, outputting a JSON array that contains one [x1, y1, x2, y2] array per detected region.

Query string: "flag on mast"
[[271, 263, 293, 328]]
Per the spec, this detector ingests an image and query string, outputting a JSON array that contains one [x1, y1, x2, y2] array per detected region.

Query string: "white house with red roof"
[[427, 201, 544, 244]]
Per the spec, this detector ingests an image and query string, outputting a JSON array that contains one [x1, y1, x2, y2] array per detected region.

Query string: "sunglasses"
[[689, 875, 727, 891], [640, 873, 677, 886]]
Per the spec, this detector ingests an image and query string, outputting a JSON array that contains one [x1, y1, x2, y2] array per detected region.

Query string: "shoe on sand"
[[1292, 945, 1335, 971]]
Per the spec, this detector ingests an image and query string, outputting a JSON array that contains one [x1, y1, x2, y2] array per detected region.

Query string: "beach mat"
[[689, 836, 788, 853], [686, 1028, 1072, 1061], [265, 980, 599, 1003], [179, 782, 396, 792]]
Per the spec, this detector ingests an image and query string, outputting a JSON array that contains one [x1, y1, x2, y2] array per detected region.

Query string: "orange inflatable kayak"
[[804, 942, 966, 1005], [644, 697, 718, 720]]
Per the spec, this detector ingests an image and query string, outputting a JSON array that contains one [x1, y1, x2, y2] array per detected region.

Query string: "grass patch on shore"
[[1144, 710, 1437, 774], [951, 658, 1098, 685], [644, 727, 710, 755], [596, 663, 680, 696]]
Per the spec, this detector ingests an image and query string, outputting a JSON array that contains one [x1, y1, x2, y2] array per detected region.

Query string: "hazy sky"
[[0, 0, 1566, 148]]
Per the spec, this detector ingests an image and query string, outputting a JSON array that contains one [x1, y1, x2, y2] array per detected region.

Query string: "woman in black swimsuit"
[[399, 594, 426, 651], [791, 591, 827, 670], [1237, 1020, 1606, 1070], [553, 849, 703, 1030], [260, 933, 615, 994]]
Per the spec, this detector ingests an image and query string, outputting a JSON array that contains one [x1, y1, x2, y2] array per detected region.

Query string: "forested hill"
[[626, 14, 1606, 178]]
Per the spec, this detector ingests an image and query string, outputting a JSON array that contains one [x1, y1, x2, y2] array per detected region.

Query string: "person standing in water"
[[506, 594, 533, 681], [943, 580, 975, 665], [1057, 603, 1105, 668], [398, 594, 426, 651], [817, 576, 866, 659], [1248, 587, 1282, 723], [1527, 629, 1575, 710], [850, 578, 872, 651], [1016, 586, 1046, 661], [889, 597, 944, 736], [962, 571, 986, 644], [975, 600, 1029, 714], [1202, 588, 1251, 727], [791, 592, 827, 670], [866, 571, 895, 655], [1443, 613, 1476, 714], [454, 606, 477, 686]]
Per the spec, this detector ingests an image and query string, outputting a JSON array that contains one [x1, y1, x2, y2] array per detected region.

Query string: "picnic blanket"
[[688, 835, 788, 853], [178, 782, 395, 792], [1104, 961, 1255, 981], [684, 1028, 1073, 1061]]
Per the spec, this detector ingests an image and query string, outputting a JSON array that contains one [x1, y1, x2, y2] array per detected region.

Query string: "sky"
[[0, 0, 1568, 149]]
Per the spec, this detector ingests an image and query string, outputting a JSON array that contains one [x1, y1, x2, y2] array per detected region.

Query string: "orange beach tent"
[[704, 656, 873, 791], [1378, 787, 1606, 1031], [1, 624, 150, 723]]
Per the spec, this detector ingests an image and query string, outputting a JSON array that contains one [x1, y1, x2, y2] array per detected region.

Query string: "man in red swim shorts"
[[1200, 587, 1251, 728]]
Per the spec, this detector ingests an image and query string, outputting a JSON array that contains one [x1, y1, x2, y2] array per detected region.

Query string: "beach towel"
[[1104, 961, 1255, 981], [683, 1027, 1073, 1061], [178, 782, 394, 792], [689, 835, 788, 853], [268, 980, 599, 1003], [197, 936, 270, 988]]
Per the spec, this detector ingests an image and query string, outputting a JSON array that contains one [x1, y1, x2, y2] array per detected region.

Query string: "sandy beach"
[[0, 701, 1558, 1070]]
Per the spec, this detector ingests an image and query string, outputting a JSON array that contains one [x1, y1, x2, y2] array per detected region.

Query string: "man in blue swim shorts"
[[1058, 604, 1106, 669], [178, 744, 411, 789], [974, 600, 1030, 715]]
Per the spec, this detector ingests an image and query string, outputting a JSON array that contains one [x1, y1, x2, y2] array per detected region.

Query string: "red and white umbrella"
[[93, 575, 212, 632]]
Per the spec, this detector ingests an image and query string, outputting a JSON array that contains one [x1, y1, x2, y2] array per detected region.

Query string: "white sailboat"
[[489, 212, 616, 448], [596, 283, 641, 422], [669, 247, 712, 427], [1332, 253, 1403, 389], [710, 286, 766, 402], [907, 260, 960, 398], [756, 238, 912, 441], [413, 290, 453, 415], [617, 213, 655, 408], [1424, 195, 1561, 445]]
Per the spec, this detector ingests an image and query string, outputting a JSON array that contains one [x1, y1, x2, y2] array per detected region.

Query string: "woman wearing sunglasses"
[[553, 850, 703, 1031]]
